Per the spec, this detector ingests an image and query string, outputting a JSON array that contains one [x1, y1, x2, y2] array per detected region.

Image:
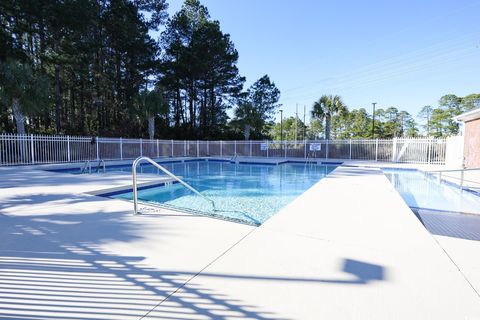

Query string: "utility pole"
[[303, 105, 306, 140], [427, 112, 430, 137], [279, 109, 283, 142], [372, 102, 377, 139], [426, 108, 431, 137], [295, 104, 299, 145]]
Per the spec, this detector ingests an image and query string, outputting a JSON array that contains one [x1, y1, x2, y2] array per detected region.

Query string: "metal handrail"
[[230, 154, 237, 162], [424, 167, 480, 189], [96, 159, 106, 173], [305, 152, 311, 166], [132, 156, 216, 215], [80, 160, 91, 174], [425, 167, 480, 173]]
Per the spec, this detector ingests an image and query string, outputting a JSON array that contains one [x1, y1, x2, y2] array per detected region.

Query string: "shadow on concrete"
[[0, 204, 387, 320], [0, 166, 159, 192], [0, 193, 109, 212], [186, 259, 385, 285], [0, 210, 286, 320]]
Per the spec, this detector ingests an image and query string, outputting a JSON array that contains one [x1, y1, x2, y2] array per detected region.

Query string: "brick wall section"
[[464, 118, 480, 168]]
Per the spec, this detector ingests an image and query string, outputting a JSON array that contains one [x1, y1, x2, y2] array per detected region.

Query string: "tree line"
[[0, 0, 281, 140], [270, 93, 480, 141], [1, 0, 169, 137]]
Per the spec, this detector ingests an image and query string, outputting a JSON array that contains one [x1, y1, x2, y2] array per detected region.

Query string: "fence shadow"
[[0, 211, 287, 320], [0, 167, 139, 189], [0, 204, 387, 320]]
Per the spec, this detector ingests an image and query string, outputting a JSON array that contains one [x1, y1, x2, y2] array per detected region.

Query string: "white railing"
[[0, 133, 451, 166], [426, 167, 480, 189]]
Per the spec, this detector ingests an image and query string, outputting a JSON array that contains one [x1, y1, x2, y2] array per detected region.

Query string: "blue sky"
[[162, 0, 480, 123]]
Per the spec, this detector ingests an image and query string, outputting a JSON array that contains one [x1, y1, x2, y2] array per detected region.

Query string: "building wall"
[[464, 118, 480, 168]]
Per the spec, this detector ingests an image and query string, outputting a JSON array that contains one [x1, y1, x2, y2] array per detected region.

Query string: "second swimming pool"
[[383, 168, 480, 215]]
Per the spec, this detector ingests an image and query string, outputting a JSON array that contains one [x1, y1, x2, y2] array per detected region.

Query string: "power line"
[[281, 33, 480, 97], [281, 48, 478, 103], [280, 1, 480, 85]]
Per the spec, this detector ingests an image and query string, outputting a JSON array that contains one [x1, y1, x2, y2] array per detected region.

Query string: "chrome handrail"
[[424, 167, 480, 188], [305, 151, 316, 167], [425, 167, 480, 173], [230, 154, 237, 162], [80, 160, 91, 174], [96, 159, 106, 173], [132, 156, 216, 215]]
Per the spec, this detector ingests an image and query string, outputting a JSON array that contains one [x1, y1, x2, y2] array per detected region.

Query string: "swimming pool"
[[383, 168, 480, 215], [107, 161, 337, 225]]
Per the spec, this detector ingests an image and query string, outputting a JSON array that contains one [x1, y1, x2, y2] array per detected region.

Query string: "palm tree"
[[137, 87, 168, 139], [231, 102, 264, 140], [0, 59, 49, 134], [311, 95, 347, 140]]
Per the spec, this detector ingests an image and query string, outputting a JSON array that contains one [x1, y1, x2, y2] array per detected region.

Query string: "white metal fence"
[[0, 133, 450, 166]]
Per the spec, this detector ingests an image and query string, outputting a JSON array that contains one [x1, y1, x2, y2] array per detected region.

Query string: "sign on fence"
[[309, 143, 321, 151]]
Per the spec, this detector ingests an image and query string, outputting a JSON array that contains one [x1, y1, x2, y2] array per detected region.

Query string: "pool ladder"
[[132, 156, 217, 215], [80, 161, 91, 174], [80, 160, 106, 174], [96, 160, 106, 173], [305, 151, 317, 167]]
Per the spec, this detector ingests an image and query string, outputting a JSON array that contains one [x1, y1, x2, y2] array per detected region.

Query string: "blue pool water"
[[110, 161, 337, 225], [383, 169, 480, 215]]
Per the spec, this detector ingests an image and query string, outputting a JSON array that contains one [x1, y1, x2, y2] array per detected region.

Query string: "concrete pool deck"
[[1, 159, 479, 319]]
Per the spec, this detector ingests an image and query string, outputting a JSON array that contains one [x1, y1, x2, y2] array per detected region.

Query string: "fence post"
[[157, 139, 160, 158], [349, 139, 352, 160], [207, 140, 209, 156], [197, 140, 199, 157], [375, 139, 379, 161], [249, 140, 252, 157], [326, 140, 329, 159], [220, 141, 223, 157], [184, 140, 187, 157], [427, 138, 432, 164], [266, 141, 269, 158], [304, 140, 307, 159], [140, 138, 143, 157], [391, 138, 397, 162], [120, 138, 123, 160], [96, 136, 100, 161], [234, 140, 237, 155], [30, 134, 35, 164], [66, 135, 70, 162], [285, 140, 287, 158]]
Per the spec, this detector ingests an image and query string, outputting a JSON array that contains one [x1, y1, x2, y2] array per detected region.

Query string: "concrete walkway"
[[414, 207, 480, 297], [0, 163, 479, 319]]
